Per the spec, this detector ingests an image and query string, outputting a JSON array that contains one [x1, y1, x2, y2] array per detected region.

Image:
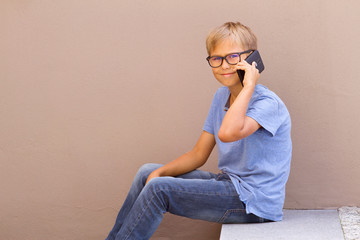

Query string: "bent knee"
[[136, 163, 163, 179], [145, 176, 174, 191]]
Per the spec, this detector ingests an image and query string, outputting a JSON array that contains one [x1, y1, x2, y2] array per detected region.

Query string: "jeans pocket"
[[219, 209, 268, 223]]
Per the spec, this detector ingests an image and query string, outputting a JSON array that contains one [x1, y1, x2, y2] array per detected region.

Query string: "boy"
[[106, 22, 292, 240]]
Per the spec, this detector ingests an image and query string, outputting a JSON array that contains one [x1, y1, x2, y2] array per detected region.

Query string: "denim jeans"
[[106, 163, 268, 240]]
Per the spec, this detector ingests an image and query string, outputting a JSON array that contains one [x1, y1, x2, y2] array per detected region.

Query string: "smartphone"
[[237, 50, 265, 86]]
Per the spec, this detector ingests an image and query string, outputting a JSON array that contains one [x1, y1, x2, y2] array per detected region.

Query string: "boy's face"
[[210, 39, 249, 89]]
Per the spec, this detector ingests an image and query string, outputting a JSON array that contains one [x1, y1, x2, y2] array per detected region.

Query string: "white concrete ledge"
[[220, 210, 344, 240]]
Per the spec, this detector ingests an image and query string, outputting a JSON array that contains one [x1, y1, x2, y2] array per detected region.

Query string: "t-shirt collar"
[[224, 94, 231, 111]]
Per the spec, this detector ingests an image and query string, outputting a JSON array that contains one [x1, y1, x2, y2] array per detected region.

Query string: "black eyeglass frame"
[[206, 50, 254, 68]]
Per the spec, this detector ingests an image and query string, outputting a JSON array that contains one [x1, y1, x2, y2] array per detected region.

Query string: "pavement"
[[339, 206, 360, 240], [220, 207, 360, 240]]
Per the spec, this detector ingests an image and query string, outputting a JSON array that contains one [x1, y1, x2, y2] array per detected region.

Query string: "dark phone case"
[[237, 50, 265, 86]]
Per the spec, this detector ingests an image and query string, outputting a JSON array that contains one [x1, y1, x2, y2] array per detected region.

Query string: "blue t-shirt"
[[203, 84, 292, 221]]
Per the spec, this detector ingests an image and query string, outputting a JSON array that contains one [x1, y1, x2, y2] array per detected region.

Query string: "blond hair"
[[206, 22, 258, 55]]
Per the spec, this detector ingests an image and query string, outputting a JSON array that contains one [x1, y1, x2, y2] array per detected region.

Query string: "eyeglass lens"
[[208, 53, 240, 68]]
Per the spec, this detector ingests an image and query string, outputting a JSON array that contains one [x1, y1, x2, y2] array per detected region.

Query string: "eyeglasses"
[[206, 50, 253, 68]]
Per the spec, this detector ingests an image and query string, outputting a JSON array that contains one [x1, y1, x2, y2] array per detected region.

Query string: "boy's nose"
[[221, 60, 231, 69]]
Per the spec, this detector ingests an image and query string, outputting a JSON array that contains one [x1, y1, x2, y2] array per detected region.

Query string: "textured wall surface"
[[1, 1, 359, 239]]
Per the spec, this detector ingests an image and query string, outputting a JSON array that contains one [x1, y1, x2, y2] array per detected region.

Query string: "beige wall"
[[1, 0, 359, 239]]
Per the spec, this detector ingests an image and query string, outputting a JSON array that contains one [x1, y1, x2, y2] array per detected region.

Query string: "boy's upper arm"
[[246, 95, 281, 137], [219, 116, 261, 142], [238, 116, 261, 139]]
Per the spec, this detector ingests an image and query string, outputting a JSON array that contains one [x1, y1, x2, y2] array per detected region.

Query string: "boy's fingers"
[[237, 61, 252, 71], [238, 60, 250, 67]]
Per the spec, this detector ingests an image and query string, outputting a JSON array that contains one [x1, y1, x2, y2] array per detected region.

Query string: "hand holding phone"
[[237, 50, 265, 86]]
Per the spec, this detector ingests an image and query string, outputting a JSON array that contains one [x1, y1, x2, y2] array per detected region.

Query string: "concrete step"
[[220, 209, 344, 240]]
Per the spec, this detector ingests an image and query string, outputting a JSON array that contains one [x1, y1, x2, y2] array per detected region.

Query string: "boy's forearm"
[[153, 150, 205, 177]]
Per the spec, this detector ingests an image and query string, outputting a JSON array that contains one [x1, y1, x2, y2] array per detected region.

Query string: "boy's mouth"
[[221, 72, 235, 76]]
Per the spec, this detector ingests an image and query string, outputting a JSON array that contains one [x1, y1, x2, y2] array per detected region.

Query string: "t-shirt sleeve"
[[246, 95, 281, 136], [202, 92, 218, 135]]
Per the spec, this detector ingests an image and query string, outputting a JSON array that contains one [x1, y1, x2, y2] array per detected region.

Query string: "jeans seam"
[[123, 184, 238, 238], [162, 187, 239, 197], [219, 209, 246, 223], [123, 186, 174, 240], [123, 191, 158, 240]]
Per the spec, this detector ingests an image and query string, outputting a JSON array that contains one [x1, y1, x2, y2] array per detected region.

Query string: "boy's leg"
[[114, 173, 262, 240], [106, 164, 217, 240], [106, 163, 162, 240]]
